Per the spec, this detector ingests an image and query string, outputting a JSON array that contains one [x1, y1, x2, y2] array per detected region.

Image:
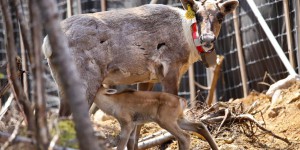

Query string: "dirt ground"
[[0, 81, 299, 150], [93, 81, 300, 150]]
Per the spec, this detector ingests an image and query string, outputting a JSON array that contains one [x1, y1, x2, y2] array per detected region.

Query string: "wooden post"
[[283, 0, 295, 68], [296, 0, 300, 74], [233, 9, 248, 97], [206, 67, 215, 104], [188, 66, 196, 107], [67, 0, 72, 17], [77, 0, 82, 14], [101, 0, 106, 12], [206, 55, 224, 106], [150, 0, 158, 4]]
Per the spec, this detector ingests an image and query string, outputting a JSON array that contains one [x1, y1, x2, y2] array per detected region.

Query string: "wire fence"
[[0, 0, 299, 103], [214, 0, 298, 101]]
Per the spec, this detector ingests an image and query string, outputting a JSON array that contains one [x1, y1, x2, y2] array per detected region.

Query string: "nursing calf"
[[94, 86, 218, 150]]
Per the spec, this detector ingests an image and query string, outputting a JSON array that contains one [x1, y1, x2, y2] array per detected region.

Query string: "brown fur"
[[94, 86, 218, 150], [43, 1, 238, 116]]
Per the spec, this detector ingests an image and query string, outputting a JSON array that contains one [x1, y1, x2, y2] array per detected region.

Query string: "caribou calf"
[[94, 86, 218, 150]]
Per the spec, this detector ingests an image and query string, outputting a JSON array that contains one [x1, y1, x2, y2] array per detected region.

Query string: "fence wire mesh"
[[0, 0, 299, 103], [214, 0, 298, 101]]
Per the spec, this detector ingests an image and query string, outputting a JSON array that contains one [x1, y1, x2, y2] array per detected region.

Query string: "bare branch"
[[48, 119, 60, 150], [35, 0, 103, 149], [138, 132, 174, 150], [236, 114, 291, 144], [216, 108, 230, 133], [28, 0, 50, 148], [194, 81, 210, 90], [0, 0, 35, 132], [138, 130, 168, 142], [0, 82, 10, 98], [12, 0, 33, 63], [1, 119, 23, 150], [0, 94, 14, 121]]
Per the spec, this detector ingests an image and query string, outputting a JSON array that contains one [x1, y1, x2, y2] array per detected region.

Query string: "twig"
[[244, 100, 258, 114], [12, 0, 33, 62], [262, 72, 276, 83], [217, 108, 230, 133], [0, 93, 14, 121], [259, 111, 266, 127], [48, 119, 60, 150], [203, 102, 228, 114], [236, 114, 291, 144], [257, 82, 271, 87], [194, 81, 210, 90], [1, 118, 23, 150], [0, 82, 10, 98]]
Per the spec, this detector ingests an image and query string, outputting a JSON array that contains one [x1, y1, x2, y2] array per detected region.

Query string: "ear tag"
[[185, 4, 195, 19]]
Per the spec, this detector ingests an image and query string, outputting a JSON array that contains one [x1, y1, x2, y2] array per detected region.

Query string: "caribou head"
[[181, 0, 239, 51]]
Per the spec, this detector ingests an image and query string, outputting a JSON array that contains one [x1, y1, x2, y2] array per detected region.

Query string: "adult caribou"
[[43, 0, 238, 148]]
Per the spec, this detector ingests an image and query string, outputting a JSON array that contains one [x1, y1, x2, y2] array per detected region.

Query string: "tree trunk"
[[36, 0, 104, 149]]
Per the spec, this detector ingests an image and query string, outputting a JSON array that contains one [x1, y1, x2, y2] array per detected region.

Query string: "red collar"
[[191, 22, 213, 53]]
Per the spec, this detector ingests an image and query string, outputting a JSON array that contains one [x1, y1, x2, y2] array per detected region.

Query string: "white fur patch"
[[174, 8, 201, 64], [42, 36, 52, 58]]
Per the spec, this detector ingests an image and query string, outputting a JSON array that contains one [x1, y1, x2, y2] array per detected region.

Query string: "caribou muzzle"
[[200, 32, 216, 50]]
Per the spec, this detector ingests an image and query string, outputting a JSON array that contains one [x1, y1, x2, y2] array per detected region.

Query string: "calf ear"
[[105, 89, 118, 95], [218, 0, 239, 14], [180, 0, 196, 10]]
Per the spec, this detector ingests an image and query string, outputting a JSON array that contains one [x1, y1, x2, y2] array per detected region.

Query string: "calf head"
[[181, 0, 239, 51]]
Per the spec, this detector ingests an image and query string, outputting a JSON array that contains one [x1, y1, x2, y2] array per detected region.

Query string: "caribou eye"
[[216, 12, 225, 23]]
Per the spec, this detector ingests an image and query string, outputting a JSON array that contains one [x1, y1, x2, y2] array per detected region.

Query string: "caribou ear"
[[180, 0, 196, 10], [218, 0, 239, 14]]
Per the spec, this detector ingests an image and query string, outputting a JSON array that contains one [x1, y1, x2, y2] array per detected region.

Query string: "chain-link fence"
[[214, 0, 299, 101], [0, 0, 299, 104]]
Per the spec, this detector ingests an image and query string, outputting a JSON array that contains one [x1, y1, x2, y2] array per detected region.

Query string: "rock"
[[220, 144, 245, 150], [297, 103, 300, 109], [268, 106, 284, 118], [268, 110, 278, 118], [266, 74, 300, 97], [271, 90, 282, 107], [93, 109, 114, 122]]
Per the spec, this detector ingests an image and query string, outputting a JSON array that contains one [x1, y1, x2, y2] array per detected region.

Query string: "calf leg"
[[178, 118, 218, 150], [126, 83, 154, 150], [158, 121, 190, 150], [127, 126, 137, 150], [118, 122, 135, 150]]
